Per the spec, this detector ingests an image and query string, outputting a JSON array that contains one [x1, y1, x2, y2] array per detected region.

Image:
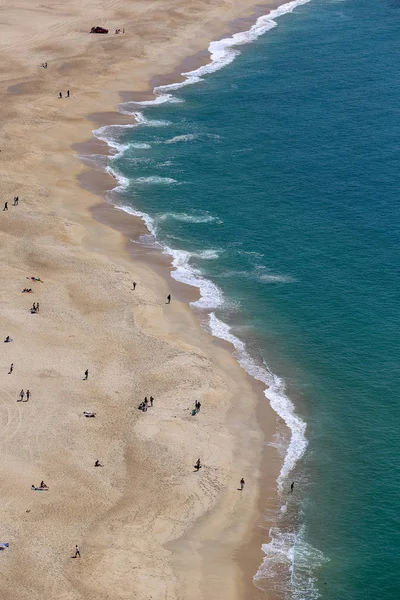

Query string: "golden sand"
[[0, 1, 283, 598]]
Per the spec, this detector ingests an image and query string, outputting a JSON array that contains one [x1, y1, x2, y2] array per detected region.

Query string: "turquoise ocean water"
[[92, 1, 400, 597]]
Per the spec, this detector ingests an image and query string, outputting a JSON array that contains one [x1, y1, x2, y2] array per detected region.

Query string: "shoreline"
[[77, 1, 304, 595], [0, 0, 308, 598]]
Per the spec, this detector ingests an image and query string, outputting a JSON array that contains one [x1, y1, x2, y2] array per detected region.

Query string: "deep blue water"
[[96, 0, 400, 597]]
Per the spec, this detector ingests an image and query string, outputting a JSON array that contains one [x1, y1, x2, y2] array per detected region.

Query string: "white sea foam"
[[122, 111, 171, 127], [158, 212, 221, 224], [160, 246, 224, 310], [164, 134, 197, 144], [254, 526, 328, 600], [116, 204, 159, 238], [120, 94, 184, 111], [93, 124, 133, 157], [105, 166, 130, 191], [257, 273, 296, 283], [208, 313, 307, 491], [135, 176, 177, 184], [131, 142, 152, 149]]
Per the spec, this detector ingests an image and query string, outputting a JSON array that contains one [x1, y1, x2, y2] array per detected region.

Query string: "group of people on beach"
[[1, 251, 273, 564], [191, 400, 201, 416], [138, 396, 154, 412], [3, 197, 19, 211], [18, 389, 31, 402]]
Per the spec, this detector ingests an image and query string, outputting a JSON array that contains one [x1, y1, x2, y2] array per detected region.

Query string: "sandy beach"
[[0, 1, 285, 598]]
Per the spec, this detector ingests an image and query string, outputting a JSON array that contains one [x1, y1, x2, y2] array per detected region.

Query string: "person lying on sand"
[[27, 276, 43, 282], [83, 411, 96, 418], [22, 288, 33, 293], [31, 483, 49, 491]]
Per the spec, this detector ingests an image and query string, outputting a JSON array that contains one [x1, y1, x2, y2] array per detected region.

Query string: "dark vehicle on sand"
[[90, 26, 108, 34]]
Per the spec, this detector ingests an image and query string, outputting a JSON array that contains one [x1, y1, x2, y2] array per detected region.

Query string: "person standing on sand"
[[18, 390, 24, 402], [3, 202, 8, 211], [291, 481, 294, 493], [66, 90, 70, 98], [73, 545, 80, 558], [36, 302, 40, 312], [13, 196, 18, 206], [84, 369, 88, 380], [26, 390, 31, 401], [132, 281, 136, 290], [150, 396, 153, 407], [166, 294, 171, 304], [240, 478, 245, 491], [195, 458, 201, 471], [59, 92, 62, 99], [8, 363, 13, 374]]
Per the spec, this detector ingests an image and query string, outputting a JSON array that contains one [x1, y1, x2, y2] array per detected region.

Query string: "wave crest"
[[135, 176, 177, 184], [159, 212, 221, 224]]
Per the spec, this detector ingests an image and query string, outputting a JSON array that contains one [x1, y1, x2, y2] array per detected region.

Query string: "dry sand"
[[0, 1, 285, 598]]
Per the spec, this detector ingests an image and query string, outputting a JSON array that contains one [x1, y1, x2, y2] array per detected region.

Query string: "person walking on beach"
[[66, 90, 70, 98], [132, 281, 136, 290], [240, 478, 245, 491], [3, 202, 8, 211], [59, 92, 62, 99], [290, 481, 294, 493], [150, 396, 154, 407], [36, 302, 40, 312], [26, 390, 31, 401], [8, 363, 13, 374], [18, 390, 24, 402], [84, 369, 89, 380], [194, 458, 201, 471], [73, 545, 80, 558], [13, 196, 18, 206], [166, 294, 171, 304]]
